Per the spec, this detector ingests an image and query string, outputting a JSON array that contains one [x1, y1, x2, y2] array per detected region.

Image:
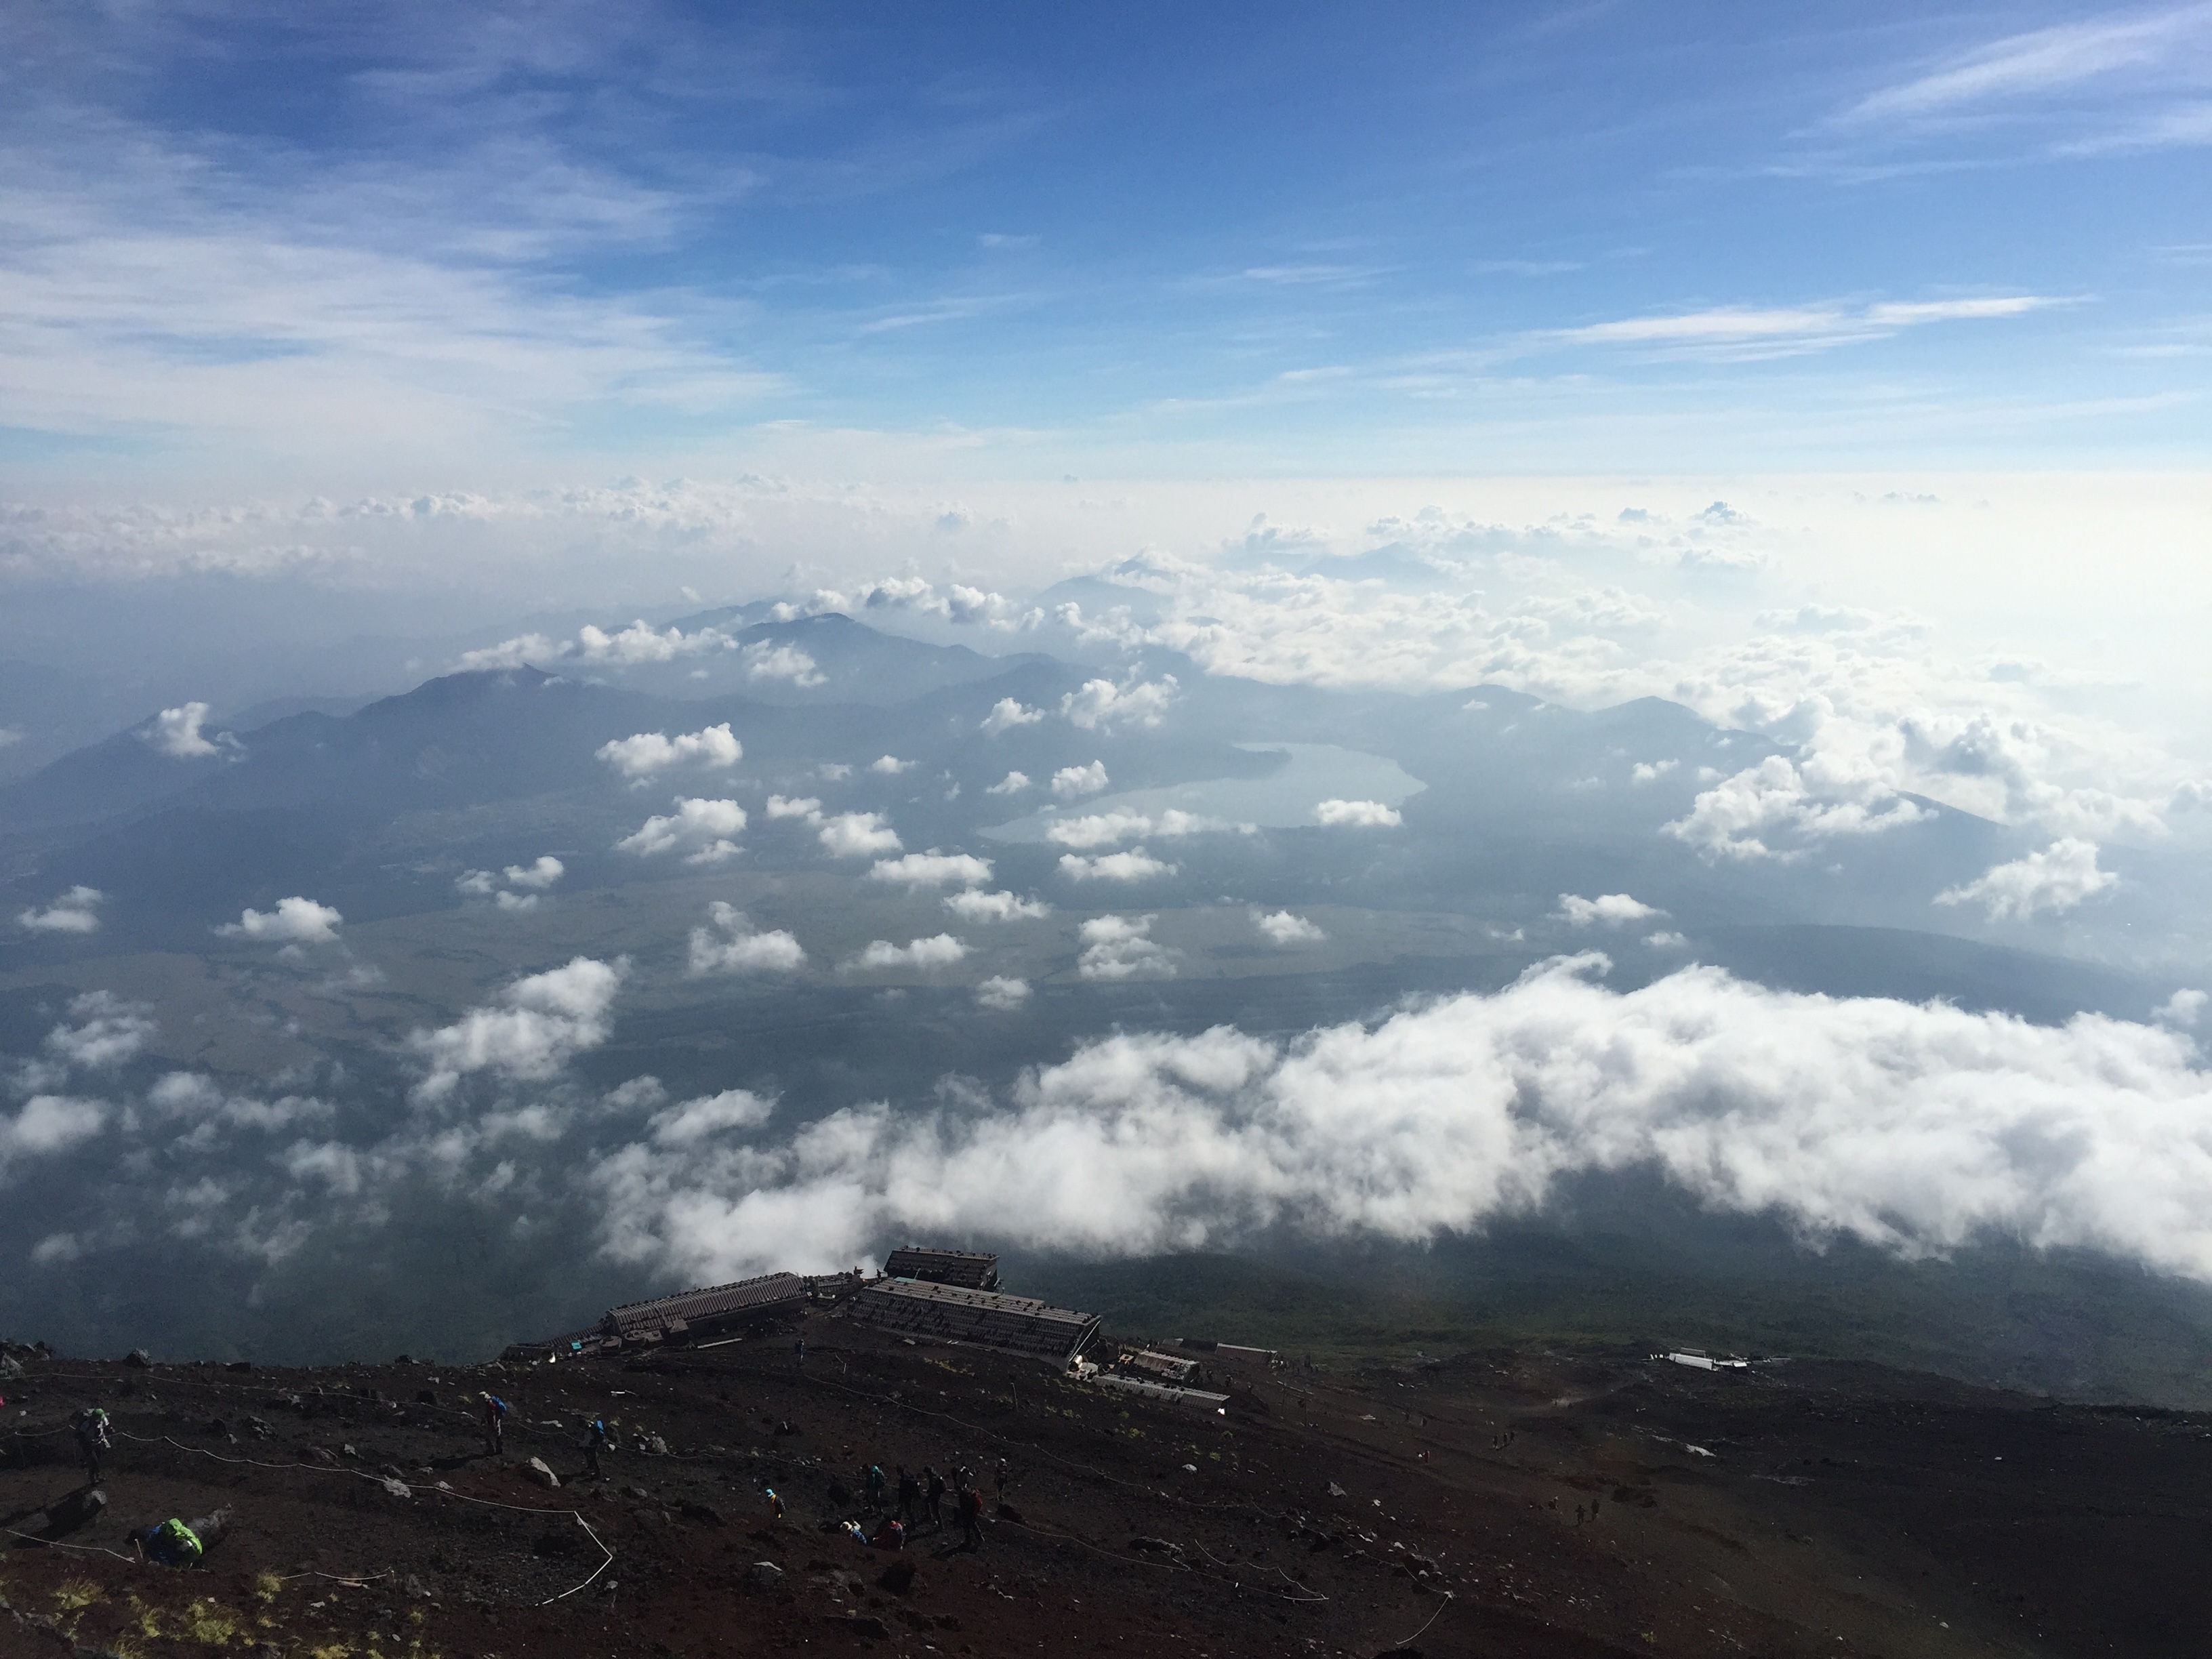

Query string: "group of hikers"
[[834, 1455, 1005, 1553], [54, 1404, 228, 1568]]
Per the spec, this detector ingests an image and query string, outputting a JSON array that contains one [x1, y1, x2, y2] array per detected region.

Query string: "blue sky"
[[2, 0, 2206, 486]]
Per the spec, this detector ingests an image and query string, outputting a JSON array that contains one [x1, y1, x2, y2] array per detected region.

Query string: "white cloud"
[[764, 794, 823, 821], [1645, 931, 1689, 948], [975, 976, 1032, 1010], [41, 991, 155, 1073], [1059, 848, 1179, 883], [1631, 760, 1677, 782], [141, 701, 234, 759], [584, 954, 2212, 1292], [1253, 909, 1327, 945], [869, 852, 994, 889], [1, 1096, 108, 1179], [455, 869, 497, 896], [1935, 838, 2118, 922], [1556, 893, 1663, 927], [1551, 298, 2055, 361], [650, 1088, 775, 1145], [818, 763, 853, 781], [743, 642, 825, 687], [1077, 914, 1177, 981], [216, 896, 343, 943], [869, 754, 915, 774], [844, 934, 968, 972], [818, 811, 902, 857], [1315, 798, 1401, 827], [595, 724, 741, 779], [504, 856, 565, 890], [459, 621, 735, 672], [1047, 810, 1153, 848], [981, 698, 1044, 735], [1061, 676, 1179, 731], [689, 903, 808, 975], [943, 889, 1052, 922], [1051, 761, 1111, 799], [615, 797, 747, 864], [409, 956, 626, 1101], [2157, 989, 2208, 1028], [1048, 808, 1246, 848], [1841, 9, 2211, 125], [494, 890, 540, 912], [18, 886, 104, 934], [986, 771, 1033, 796], [1666, 756, 1923, 861]]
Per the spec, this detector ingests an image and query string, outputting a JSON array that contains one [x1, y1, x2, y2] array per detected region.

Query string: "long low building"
[[586, 1271, 811, 1349], [850, 1276, 1101, 1363]]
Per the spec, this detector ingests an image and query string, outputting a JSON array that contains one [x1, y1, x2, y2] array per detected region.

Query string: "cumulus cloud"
[[843, 934, 968, 972], [869, 852, 994, 889], [986, 771, 1032, 796], [583, 954, 2212, 1292], [18, 886, 104, 934], [1253, 909, 1327, 945], [39, 991, 155, 1074], [1556, 893, 1663, 927], [943, 890, 1052, 922], [976, 976, 1032, 1010], [459, 620, 735, 672], [409, 956, 626, 1101], [743, 642, 825, 687], [216, 897, 343, 943], [687, 903, 807, 975], [818, 812, 902, 857], [981, 698, 1045, 735], [869, 755, 915, 774], [507, 857, 565, 890], [1645, 931, 1689, 949], [616, 798, 747, 864], [1, 1096, 109, 1179], [1666, 756, 1923, 861], [1059, 849, 1179, 883], [141, 701, 236, 759], [1315, 798, 1402, 827], [650, 1088, 775, 1145], [1061, 676, 1179, 730], [1935, 838, 2117, 922], [1631, 760, 1678, 782], [595, 724, 741, 779], [1051, 761, 1110, 799], [764, 794, 823, 820], [1077, 914, 1176, 981], [1048, 809, 1246, 848]]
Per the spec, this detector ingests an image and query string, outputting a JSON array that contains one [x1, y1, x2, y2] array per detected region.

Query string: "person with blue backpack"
[[480, 1391, 509, 1458], [583, 1415, 609, 1479]]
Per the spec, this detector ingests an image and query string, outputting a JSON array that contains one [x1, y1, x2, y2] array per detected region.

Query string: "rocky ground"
[[3, 1312, 2208, 1659]]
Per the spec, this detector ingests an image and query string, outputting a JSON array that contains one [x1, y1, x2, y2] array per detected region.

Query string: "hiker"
[[897, 1465, 920, 1525], [870, 1516, 907, 1551], [583, 1416, 610, 1479], [134, 1508, 230, 1567], [764, 1486, 785, 1524], [994, 1458, 1009, 1503], [480, 1391, 508, 1457], [956, 1484, 984, 1550], [794, 1338, 806, 1366], [73, 1407, 111, 1486], [924, 1465, 947, 1529], [864, 1462, 886, 1509]]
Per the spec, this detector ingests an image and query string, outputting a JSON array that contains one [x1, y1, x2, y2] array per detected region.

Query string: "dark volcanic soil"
[[3, 1315, 2208, 1658]]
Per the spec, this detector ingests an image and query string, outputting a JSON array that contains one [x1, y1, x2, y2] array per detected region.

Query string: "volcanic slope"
[[3, 1318, 2207, 1658]]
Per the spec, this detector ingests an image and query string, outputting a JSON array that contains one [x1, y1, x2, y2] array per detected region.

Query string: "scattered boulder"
[[743, 1560, 785, 1593], [523, 1456, 561, 1489], [381, 1477, 412, 1499], [121, 1349, 150, 1370], [621, 1483, 652, 1501]]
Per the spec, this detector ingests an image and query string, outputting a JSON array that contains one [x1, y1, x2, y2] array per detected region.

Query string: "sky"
[[2, 0, 2207, 496]]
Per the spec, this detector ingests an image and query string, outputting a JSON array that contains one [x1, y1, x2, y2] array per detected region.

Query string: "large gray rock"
[[523, 1456, 561, 1489], [743, 1560, 785, 1593]]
